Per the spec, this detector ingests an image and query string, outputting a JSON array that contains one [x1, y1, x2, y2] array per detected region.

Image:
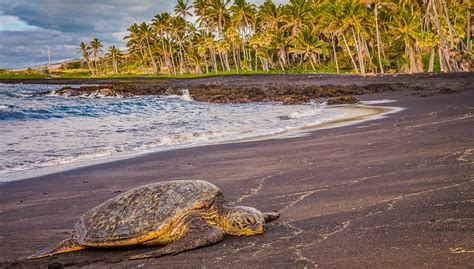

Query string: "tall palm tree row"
[[80, 0, 471, 76]]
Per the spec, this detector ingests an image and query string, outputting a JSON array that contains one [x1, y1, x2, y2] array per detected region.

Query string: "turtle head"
[[222, 206, 266, 236]]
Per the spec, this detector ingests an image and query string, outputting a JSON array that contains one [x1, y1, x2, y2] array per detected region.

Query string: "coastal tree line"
[[79, 0, 472, 75]]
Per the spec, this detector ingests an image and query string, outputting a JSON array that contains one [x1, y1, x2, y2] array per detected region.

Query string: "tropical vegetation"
[[78, 0, 472, 76]]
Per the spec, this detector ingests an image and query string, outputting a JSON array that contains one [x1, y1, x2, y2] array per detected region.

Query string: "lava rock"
[[326, 96, 360, 105]]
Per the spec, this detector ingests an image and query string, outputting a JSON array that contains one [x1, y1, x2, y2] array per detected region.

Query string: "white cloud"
[[0, 15, 38, 31]]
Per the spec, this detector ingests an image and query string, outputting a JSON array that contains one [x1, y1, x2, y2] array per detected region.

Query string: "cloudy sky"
[[0, 0, 285, 69]]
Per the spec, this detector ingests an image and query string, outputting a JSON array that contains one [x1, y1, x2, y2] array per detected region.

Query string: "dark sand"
[[0, 74, 473, 268]]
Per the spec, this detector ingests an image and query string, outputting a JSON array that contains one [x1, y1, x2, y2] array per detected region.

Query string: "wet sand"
[[0, 74, 473, 268]]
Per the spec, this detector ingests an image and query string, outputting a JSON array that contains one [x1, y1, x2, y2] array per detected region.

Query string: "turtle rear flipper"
[[27, 237, 86, 260]]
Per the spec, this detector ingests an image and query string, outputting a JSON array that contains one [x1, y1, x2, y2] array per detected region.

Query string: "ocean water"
[[0, 83, 346, 181]]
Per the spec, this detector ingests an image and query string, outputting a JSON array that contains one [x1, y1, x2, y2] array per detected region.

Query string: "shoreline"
[[0, 103, 401, 183], [0, 73, 471, 105], [0, 74, 473, 268]]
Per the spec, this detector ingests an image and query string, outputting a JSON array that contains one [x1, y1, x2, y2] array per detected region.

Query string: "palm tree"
[[89, 38, 103, 74], [78, 42, 94, 76], [175, 0, 192, 19], [258, 1, 287, 70], [152, 12, 174, 74], [257, 0, 282, 32], [194, 32, 211, 74], [186, 46, 203, 74], [388, 6, 423, 73], [230, 0, 256, 37], [217, 39, 231, 71], [290, 29, 328, 70], [194, 0, 213, 34], [209, 0, 230, 36], [225, 27, 241, 72], [170, 16, 189, 74], [249, 32, 272, 72], [139, 22, 159, 74], [230, 0, 256, 65], [107, 45, 123, 74], [124, 23, 147, 73], [281, 0, 312, 37], [205, 36, 219, 73], [270, 29, 290, 70]]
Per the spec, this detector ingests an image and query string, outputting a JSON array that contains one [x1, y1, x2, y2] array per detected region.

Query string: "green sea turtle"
[[28, 180, 280, 260]]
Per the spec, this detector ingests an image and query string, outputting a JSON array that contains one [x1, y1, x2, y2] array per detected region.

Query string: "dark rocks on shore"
[[326, 96, 360, 105], [43, 84, 382, 105], [29, 73, 468, 105]]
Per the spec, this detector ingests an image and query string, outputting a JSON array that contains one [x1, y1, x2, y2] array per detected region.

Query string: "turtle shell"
[[74, 180, 223, 246]]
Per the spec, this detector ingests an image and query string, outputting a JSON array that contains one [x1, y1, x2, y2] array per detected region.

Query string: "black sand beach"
[[0, 73, 473, 268]]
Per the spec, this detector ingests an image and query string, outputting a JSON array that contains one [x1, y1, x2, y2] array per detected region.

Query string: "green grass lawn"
[[0, 73, 50, 79], [0, 68, 354, 80]]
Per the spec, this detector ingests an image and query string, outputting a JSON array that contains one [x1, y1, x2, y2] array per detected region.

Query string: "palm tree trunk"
[[438, 46, 447, 72], [259, 57, 268, 72], [429, 0, 455, 72], [407, 43, 418, 73], [204, 56, 209, 74], [352, 28, 365, 74], [85, 59, 95, 76], [160, 32, 172, 74], [178, 44, 184, 75], [442, 3, 455, 49], [363, 38, 372, 64], [114, 58, 118, 74], [467, 10, 472, 52], [342, 34, 359, 73], [168, 42, 176, 74], [145, 37, 158, 74], [225, 53, 231, 71], [256, 50, 263, 71], [332, 35, 339, 74], [203, 54, 209, 74], [232, 43, 239, 73], [98, 58, 102, 75], [428, 47, 435, 72], [278, 49, 286, 71], [218, 53, 224, 71], [415, 45, 424, 72], [248, 44, 254, 71], [374, 2, 384, 74], [309, 55, 316, 71], [139, 49, 146, 73], [211, 51, 218, 73]]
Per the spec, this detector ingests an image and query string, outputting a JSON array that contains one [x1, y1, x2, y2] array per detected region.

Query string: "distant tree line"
[[79, 0, 472, 75]]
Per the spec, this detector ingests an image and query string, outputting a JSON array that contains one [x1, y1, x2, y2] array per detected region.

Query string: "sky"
[[0, 0, 286, 69]]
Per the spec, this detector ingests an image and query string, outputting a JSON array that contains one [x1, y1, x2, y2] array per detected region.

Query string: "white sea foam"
[[361, 99, 397, 105], [289, 106, 323, 119], [0, 104, 11, 111], [163, 88, 194, 101]]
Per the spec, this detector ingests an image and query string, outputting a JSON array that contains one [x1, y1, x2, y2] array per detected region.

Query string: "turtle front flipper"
[[27, 237, 86, 260], [129, 218, 224, 260]]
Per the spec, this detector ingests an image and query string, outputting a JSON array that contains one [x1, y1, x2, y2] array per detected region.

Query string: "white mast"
[[48, 48, 51, 69]]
